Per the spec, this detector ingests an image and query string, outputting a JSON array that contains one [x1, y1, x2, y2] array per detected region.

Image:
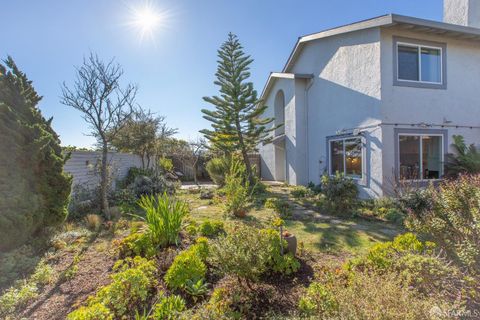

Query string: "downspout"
[[304, 77, 314, 184]]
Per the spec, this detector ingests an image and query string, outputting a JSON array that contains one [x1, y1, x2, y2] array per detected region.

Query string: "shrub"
[[164, 246, 207, 291], [114, 232, 156, 258], [261, 229, 300, 275], [0, 281, 38, 316], [264, 198, 292, 219], [198, 220, 224, 237], [68, 257, 156, 318], [121, 167, 154, 188], [291, 186, 313, 198], [137, 193, 189, 248], [130, 174, 176, 198], [0, 245, 39, 289], [158, 157, 174, 173], [184, 278, 209, 299], [84, 214, 102, 231], [206, 157, 230, 186], [223, 159, 251, 217], [445, 135, 480, 177], [298, 282, 338, 317], [30, 260, 54, 286], [406, 175, 480, 272], [112, 188, 137, 214], [307, 181, 322, 194], [320, 172, 358, 215], [0, 59, 72, 251], [151, 292, 186, 319], [68, 185, 100, 219], [67, 303, 113, 320]]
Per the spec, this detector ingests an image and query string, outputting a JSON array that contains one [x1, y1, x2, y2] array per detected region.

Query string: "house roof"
[[261, 13, 480, 100]]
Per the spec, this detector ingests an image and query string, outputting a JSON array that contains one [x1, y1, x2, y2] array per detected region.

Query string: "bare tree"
[[189, 138, 207, 185], [61, 53, 137, 217]]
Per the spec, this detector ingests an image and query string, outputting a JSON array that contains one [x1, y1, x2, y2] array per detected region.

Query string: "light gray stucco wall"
[[380, 27, 480, 192], [289, 28, 383, 197]]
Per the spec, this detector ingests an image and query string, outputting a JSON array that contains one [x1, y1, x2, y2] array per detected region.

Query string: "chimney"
[[444, 0, 480, 28]]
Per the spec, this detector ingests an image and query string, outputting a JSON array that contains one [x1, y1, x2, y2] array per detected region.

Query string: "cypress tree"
[[0, 57, 72, 250], [201, 33, 275, 183]]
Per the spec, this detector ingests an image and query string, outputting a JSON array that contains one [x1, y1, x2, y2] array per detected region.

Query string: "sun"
[[126, 2, 168, 42]]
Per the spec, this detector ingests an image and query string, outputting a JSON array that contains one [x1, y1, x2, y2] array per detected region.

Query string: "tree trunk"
[[193, 158, 199, 185], [234, 120, 255, 186], [101, 141, 110, 218]]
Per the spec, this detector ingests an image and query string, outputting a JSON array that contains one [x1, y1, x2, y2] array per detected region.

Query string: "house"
[[259, 0, 480, 198]]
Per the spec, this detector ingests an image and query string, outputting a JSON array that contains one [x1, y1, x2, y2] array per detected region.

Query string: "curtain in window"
[[421, 48, 441, 83]]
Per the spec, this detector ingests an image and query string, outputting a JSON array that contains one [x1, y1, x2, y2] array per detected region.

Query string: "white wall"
[[64, 151, 144, 191]]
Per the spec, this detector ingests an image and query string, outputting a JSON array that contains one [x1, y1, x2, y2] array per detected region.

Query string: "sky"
[[1, 0, 442, 148]]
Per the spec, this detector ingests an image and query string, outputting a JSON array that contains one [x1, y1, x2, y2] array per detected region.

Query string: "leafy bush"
[[184, 278, 209, 299], [0, 58, 72, 250], [446, 135, 480, 177], [223, 159, 251, 217], [158, 157, 174, 173], [68, 184, 100, 219], [261, 229, 300, 275], [298, 282, 338, 317], [0, 281, 38, 317], [114, 231, 156, 258], [307, 181, 322, 194], [68, 257, 156, 318], [264, 198, 292, 219], [291, 186, 313, 198], [320, 172, 358, 215], [121, 167, 154, 188], [205, 157, 231, 186], [130, 174, 176, 198], [67, 303, 113, 320], [152, 292, 186, 319], [406, 175, 480, 272], [0, 245, 39, 289], [198, 220, 224, 237], [30, 260, 54, 286], [112, 188, 137, 214], [356, 197, 404, 223], [137, 193, 189, 248], [84, 214, 102, 231], [164, 245, 207, 291]]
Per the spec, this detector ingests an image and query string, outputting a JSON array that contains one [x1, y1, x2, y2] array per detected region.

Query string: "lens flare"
[[126, 1, 169, 43]]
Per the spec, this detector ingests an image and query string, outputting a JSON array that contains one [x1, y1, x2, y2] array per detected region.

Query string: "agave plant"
[[445, 135, 480, 177], [137, 193, 189, 248]]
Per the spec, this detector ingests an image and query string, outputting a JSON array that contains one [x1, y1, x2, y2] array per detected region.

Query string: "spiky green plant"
[[137, 194, 189, 248], [446, 135, 480, 177]]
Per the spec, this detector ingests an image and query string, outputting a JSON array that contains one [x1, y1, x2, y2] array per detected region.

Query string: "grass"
[[177, 186, 402, 255]]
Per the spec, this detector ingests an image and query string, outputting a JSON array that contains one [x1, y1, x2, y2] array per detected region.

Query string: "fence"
[[64, 151, 143, 191]]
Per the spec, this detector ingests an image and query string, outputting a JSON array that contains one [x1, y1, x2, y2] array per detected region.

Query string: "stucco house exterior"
[[259, 0, 480, 198]]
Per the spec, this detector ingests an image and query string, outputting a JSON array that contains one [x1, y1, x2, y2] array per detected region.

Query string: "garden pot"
[[282, 232, 297, 256], [234, 209, 247, 218]]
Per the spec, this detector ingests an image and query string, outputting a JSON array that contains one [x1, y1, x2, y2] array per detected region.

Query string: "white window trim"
[[328, 136, 365, 180], [398, 133, 444, 182], [396, 42, 443, 85]]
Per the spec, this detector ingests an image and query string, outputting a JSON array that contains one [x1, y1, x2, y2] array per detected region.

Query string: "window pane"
[[422, 136, 442, 179], [330, 140, 344, 174], [399, 135, 420, 180], [398, 45, 419, 81], [345, 138, 362, 177], [421, 47, 441, 83]]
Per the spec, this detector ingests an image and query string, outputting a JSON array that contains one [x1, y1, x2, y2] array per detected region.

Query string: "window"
[[394, 37, 446, 89], [397, 43, 442, 83], [329, 137, 362, 178], [398, 134, 443, 180]]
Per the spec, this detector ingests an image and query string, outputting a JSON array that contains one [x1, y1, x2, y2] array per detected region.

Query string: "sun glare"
[[126, 2, 169, 42]]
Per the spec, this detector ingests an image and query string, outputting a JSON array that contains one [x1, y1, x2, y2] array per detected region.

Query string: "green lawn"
[[177, 186, 402, 256]]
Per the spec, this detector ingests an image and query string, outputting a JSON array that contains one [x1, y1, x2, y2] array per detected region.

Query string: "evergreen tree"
[[0, 57, 72, 250], [201, 33, 275, 183]]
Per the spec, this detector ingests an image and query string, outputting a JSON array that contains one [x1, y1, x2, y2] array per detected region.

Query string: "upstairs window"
[[394, 37, 446, 89]]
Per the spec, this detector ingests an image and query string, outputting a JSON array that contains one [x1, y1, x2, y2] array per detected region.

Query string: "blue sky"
[[1, 0, 442, 147]]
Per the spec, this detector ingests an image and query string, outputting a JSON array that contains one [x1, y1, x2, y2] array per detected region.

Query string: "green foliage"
[[356, 197, 404, 223], [406, 175, 480, 272], [122, 167, 154, 188], [200, 33, 275, 155], [0, 245, 39, 289], [184, 278, 209, 298], [0, 57, 72, 250], [198, 220, 225, 237], [68, 257, 156, 319], [114, 231, 156, 258], [158, 157, 174, 172], [151, 292, 186, 320], [0, 281, 38, 316], [30, 260, 54, 286], [298, 282, 338, 317], [113, 188, 138, 214], [223, 158, 251, 217], [137, 194, 189, 248], [446, 135, 480, 176], [290, 186, 314, 198], [205, 157, 230, 186], [320, 173, 358, 215], [67, 303, 113, 320], [164, 245, 207, 291], [264, 198, 292, 219], [261, 229, 300, 275]]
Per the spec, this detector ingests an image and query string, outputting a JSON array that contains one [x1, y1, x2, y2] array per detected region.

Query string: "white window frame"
[[328, 136, 364, 180], [396, 42, 443, 85], [398, 133, 444, 182]]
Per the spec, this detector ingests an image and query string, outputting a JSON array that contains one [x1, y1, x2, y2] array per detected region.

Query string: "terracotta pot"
[[234, 209, 247, 218], [283, 233, 297, 256]]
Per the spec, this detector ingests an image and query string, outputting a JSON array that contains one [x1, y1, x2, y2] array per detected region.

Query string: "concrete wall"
[[64, 151, 143, 191], [380, 27, 480, 192]]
